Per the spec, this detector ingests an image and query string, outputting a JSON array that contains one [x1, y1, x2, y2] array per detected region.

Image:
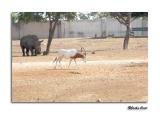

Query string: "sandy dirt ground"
[[12, 38, 148, 102]]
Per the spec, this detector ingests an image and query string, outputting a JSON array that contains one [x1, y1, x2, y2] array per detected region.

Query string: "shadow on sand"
[[46, 68, 78, 71]]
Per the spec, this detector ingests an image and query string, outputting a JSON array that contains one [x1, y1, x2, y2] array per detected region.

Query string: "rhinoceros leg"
[[22, 47, 25, 56], [30, 49, 34, 56], [26, 48, 29, 56], [31, 49, 36, 56], [34, 49, 37, 56]]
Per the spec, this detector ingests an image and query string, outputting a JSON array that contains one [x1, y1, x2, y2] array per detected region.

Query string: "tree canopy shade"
[[110, 12, 148, 49], [110, 12, 148, 25], [12, 12, 77, 55]]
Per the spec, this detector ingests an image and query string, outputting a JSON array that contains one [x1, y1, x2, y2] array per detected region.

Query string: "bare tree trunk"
[[123, 13, 131, 50], [44, 20, 58, 55], [123, 25, 130, 49]]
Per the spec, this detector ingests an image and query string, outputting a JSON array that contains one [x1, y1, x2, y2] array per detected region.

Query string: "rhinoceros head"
[[36, 40, 43, 54]]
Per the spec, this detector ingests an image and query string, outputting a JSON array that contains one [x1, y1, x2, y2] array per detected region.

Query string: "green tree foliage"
[[78, 12, 107, 20], [14, 12, 44, 23], [78, 12, 90, 20], [11, 12, 18, 23]]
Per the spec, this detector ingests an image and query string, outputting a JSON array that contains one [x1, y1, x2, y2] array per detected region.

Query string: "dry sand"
[[12, 38, 148, 102]]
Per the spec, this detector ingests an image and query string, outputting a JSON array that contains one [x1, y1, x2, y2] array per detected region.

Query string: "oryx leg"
[[58, 56, 63, 69], [74, 59, 79, 69], [54, 57, 58, 69], [68, 58, 73, 68], [74, 59, 77, 66]]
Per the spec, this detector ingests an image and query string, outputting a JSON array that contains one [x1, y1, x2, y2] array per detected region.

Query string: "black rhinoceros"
[[20, 35, 43, 56]]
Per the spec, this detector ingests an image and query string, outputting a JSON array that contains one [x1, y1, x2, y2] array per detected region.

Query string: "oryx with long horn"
[[53, 47, 86, 68]]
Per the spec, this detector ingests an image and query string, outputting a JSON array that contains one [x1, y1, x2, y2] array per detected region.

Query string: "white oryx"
[[53, 47, 86, 68]]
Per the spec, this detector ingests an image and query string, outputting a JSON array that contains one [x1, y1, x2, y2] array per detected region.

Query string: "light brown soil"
[[12, 38, 148, 102]]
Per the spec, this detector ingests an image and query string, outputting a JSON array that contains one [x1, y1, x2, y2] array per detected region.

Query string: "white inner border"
[[0, 0, 159, 114]]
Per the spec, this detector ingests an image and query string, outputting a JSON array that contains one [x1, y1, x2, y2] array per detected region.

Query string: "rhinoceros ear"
[[39, 40, 44, 43]]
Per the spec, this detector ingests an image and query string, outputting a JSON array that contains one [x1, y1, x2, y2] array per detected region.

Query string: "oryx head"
[[80, 47, 86, 63]]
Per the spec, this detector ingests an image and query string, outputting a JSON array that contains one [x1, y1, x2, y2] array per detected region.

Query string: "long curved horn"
[[81, 47, 86, 56]]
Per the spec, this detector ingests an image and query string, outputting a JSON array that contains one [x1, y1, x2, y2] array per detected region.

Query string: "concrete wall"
[[11, 17, 148, 40]]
